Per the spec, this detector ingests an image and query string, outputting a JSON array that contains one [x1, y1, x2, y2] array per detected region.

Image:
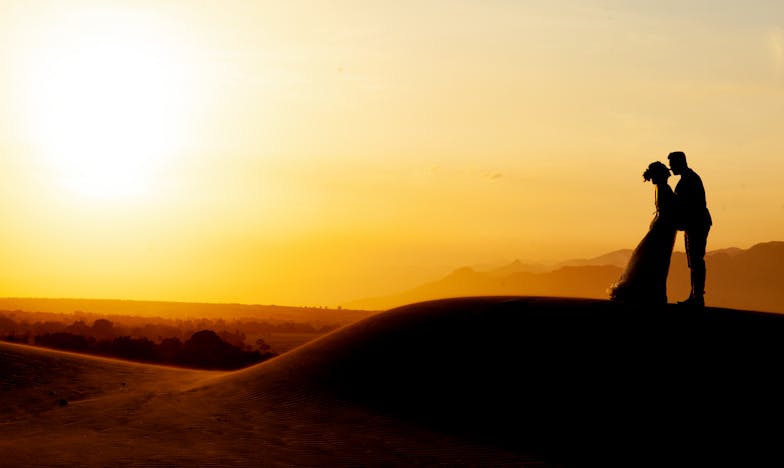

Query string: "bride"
[[609, 161, 677, 304]]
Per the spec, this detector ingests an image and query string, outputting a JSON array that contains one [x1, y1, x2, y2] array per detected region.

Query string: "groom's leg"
[[685, 227, 710, 301]]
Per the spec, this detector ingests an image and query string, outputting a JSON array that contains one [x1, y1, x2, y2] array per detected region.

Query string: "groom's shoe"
[[677, 296, 705, 308]]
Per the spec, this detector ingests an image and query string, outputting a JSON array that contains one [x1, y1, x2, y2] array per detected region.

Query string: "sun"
[[17, 9, 194, 200]]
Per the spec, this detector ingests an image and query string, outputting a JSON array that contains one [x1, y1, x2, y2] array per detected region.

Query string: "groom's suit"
[[674, 168, 712, 300]]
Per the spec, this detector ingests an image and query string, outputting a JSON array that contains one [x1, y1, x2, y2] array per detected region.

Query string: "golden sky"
[[1, 1, 783, 306]]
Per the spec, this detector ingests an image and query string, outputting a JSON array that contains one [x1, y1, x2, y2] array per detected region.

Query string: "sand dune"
[[3, 296, 784, 466]]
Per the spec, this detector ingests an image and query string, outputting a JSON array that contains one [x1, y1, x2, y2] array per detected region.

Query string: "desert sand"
[[3, 296, 784, 466]]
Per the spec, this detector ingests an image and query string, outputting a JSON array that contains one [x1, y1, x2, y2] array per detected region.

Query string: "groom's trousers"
[[685, 226, 710, 298]]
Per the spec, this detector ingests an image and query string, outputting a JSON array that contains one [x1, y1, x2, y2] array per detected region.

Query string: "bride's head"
[[643, 161, 671, 184]]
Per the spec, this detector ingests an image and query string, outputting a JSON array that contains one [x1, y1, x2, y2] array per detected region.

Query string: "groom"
[[668, 151, 712, 307]]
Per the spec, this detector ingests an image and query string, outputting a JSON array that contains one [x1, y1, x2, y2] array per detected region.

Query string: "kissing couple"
[[609, 151, 712, 307]]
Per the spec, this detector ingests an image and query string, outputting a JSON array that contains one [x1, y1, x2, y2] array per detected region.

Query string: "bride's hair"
[[643, 161, 670, 182]]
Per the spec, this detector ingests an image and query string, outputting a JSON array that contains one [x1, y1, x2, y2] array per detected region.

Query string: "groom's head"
[[667, 151, 688, 175]]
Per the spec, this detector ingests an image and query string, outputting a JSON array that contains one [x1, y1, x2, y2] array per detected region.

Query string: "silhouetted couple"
[[609, 151, 712, 307]]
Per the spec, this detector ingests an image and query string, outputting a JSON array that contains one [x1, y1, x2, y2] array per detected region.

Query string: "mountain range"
[[345, 242, 784, 313]]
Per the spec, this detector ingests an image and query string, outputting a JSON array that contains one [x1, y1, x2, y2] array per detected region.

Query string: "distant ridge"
[[346, 242, 784, 313]]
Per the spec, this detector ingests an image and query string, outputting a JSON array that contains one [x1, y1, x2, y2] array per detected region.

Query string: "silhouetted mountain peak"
[[747, 241, 784, 254]]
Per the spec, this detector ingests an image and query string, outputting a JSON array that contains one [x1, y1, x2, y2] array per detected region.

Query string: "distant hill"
[[346, 242, 784, 313], [345, 265, 623, 310]]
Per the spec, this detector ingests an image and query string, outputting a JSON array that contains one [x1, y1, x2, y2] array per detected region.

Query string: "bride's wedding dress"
[[609, 183, 677, 304]]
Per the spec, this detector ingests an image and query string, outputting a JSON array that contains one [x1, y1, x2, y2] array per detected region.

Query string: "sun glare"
[[17, 9, 194, 200]]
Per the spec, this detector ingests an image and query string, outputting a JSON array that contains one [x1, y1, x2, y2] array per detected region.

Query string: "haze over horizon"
[[2, 1, 783, 306]]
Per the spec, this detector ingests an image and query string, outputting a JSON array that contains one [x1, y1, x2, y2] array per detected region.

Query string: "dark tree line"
[[1, 313, 279, 370], [0, 310, 339, 345]]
